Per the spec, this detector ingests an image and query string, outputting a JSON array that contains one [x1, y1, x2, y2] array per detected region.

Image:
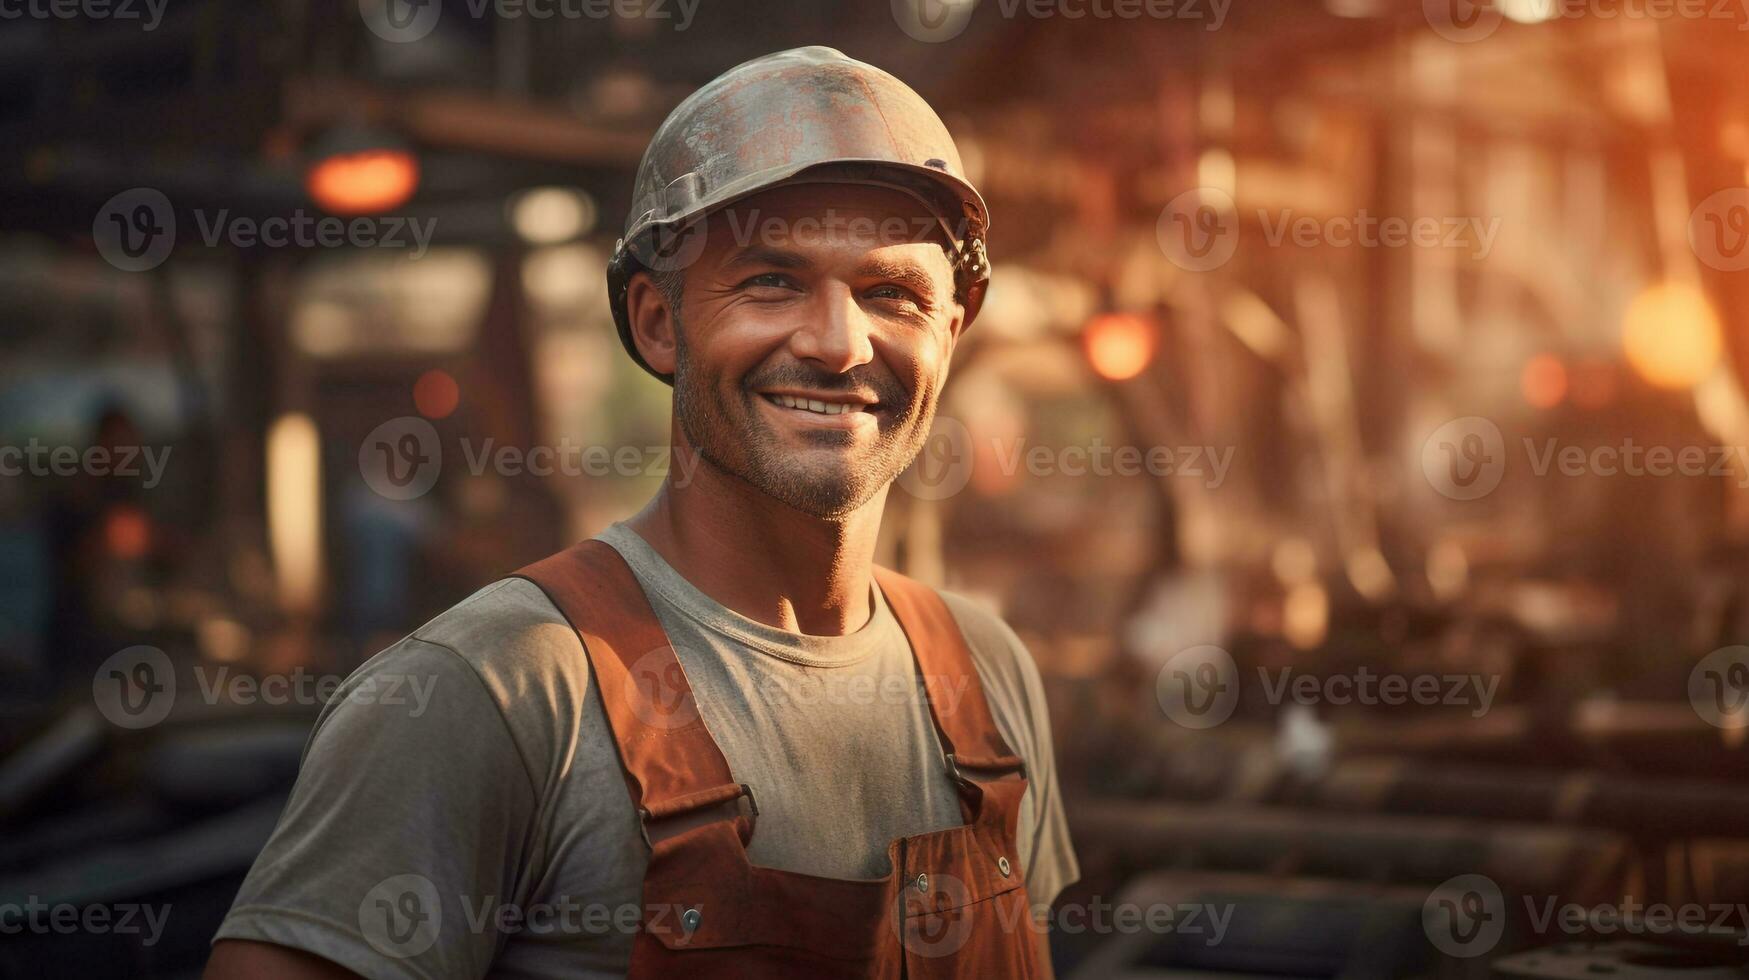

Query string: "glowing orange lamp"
[[1083, 311, 1157, 381], [305, 126, 419, 215]]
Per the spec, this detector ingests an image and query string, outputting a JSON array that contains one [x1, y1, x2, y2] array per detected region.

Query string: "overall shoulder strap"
[[873, 566, 1025, 779], [515, 540, 752, 841]]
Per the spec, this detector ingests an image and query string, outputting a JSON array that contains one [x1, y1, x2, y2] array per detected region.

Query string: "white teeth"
[[769, 394, 862, 416]]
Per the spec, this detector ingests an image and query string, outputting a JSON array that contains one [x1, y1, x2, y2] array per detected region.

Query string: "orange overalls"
[[517, 541, 1045, 978]]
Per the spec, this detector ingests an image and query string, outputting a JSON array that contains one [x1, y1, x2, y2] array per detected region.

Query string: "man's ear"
[[958, 279, 988, 332], [625, 271, 679, 377]]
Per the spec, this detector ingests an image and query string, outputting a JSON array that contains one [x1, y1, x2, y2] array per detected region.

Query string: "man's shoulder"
[[385, 575, 592, 721], [933, 589, 1048, 734], [935, 589, 1032, 676], [410, 576, 576, 663]]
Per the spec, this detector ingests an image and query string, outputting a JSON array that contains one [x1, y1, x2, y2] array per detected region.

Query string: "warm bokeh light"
[[414, 368, 460, 419], [104, 505, 151, 559], [510, 186, 596, 244], [1498, 0, 1557, 23], [1521, 353, 1568, 408], [306, 149, 420, 215], [1622, 281, 1723, 389], [1082, 312, 1157, 381], [267, 412, 322, 613], [1283, 582, 1329, 650]]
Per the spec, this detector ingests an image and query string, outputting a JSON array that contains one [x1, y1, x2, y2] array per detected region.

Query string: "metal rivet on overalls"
[[915, 873, 929, 894], [998, 856, 1012, 877], [681, 907, 701, 934]]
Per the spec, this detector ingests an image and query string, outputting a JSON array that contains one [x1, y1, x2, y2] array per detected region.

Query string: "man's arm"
[[205, 939, 363, 980], [205, 638, 540, 978]]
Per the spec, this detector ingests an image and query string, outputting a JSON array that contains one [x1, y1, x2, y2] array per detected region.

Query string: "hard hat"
[[607, 46, 991, 384]]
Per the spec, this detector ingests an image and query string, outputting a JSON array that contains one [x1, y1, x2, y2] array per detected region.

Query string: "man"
[[206, 46, 1076, 979]]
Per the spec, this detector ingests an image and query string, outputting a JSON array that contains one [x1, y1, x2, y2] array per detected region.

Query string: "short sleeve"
[[940, 592, 1081, 908], [214, 639, 539, 980]]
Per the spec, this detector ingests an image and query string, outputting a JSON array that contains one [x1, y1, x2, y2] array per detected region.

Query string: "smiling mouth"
[[759, 392, 879, 417]]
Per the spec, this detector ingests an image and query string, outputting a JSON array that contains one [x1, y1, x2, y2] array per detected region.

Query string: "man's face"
[[664, 182, 964, 519]]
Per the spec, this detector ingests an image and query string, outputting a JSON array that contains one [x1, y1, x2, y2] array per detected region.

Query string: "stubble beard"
[[671, 329, 936, 521]]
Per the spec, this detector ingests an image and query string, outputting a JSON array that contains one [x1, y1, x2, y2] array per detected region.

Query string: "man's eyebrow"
[[720, 245, 814, 272], [857, 257, 947, 298]]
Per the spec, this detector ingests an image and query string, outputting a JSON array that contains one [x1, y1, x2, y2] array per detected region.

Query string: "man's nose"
[[787, 280, 875, 374]]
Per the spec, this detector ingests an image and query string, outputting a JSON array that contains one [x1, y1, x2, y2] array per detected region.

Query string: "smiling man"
[[206, 46, 1076, 979]]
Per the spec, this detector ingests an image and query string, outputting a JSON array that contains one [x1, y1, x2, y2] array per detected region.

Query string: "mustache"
[[746, 366, 908, 407]]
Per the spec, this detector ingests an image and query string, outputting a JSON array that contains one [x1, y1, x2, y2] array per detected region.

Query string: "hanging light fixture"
[[305, 123, 420, 215]]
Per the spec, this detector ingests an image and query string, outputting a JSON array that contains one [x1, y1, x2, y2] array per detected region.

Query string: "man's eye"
[[868, 284, 920, 305], [740, 273, 794, 290]]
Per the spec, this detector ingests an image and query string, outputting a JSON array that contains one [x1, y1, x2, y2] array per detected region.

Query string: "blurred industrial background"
[[4, 0, 1749, 976]]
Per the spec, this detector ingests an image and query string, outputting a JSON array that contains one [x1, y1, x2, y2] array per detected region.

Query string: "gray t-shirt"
[[215, 523, 1078, 979]]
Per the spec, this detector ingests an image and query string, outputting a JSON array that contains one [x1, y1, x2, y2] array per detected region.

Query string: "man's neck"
[[625, 449, 886, 637]]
